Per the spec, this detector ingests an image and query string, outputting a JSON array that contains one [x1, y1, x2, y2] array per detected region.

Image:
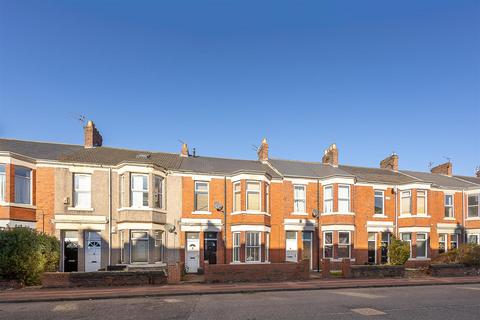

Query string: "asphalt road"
[[1, 283, 480, 319]]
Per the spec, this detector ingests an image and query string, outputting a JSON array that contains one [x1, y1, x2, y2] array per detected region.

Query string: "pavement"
[[1, 283, 480, 319], [1, 276, 480, 303]]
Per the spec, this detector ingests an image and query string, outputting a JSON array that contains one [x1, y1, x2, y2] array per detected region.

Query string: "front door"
[[204, 232, 217, 264], [286, 231, 298, 262], [64, 231, 78, 272], [85, 231, 101, 272], [302, 231, 313, 269], [186, 232, 200, 273]]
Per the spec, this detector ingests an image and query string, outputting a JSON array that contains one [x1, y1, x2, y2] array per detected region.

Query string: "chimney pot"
[[180, 143, 189, 157], [380, 153, 399, 171], [322, 144, 339, 167], [430, 162, 453, 176], [257, 138, 269, 162], [84, 121, 103, 148]]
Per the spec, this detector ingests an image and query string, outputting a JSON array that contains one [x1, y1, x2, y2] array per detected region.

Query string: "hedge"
[[0, 227, 60, 286], [388, 236, 410, 265]]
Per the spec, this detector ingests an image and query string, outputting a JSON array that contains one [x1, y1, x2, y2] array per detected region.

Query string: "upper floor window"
[[131, 174, 148, 208], [265, 183, 270, 213], [468, 194, 479, 218], [233, 182, 241, 212], [324, 186, 333, 213], [73, 174, 91, 208], [194, 181, 209, 211], [417, 190, 427, 215], [294, 185, 306, 213], [400, 191, 411, 215], [153, 176, 163, 209], [119, 174, 125, 207], [14, 167, 31, 205], [338, 185, 350, 212], [374, 190, 384, 215], [0, 164, 5, 202], [444, 194, 454, 218], [246, 181, 260, 211]]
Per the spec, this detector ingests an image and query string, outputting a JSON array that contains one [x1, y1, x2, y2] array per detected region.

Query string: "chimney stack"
[[84, 120, 103, 148], [430, 162, 452, 176], [180, 143, 189, 157], [322, 144, 338, 167], [257, 138, 269, 162], [380, 153, 399, 172], [475, 166, 480, 178]]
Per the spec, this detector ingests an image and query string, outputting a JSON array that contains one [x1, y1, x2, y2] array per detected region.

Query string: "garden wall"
[[349, 265, 405, 278], [429, 264, 480, 277]]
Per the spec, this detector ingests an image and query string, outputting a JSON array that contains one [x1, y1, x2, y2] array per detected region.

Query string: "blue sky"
[[0, 0, 479, 175]]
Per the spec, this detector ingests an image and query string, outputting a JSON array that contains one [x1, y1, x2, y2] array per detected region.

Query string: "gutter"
[[108, 167, 112, 266], [224, 176, 227, 264]]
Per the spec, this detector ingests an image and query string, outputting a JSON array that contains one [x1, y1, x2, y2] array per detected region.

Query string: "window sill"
[[230, 261, 271, 265], [321, 212, 355, 216], [408, 258, 430, 261], [466, 217, 480, 221], [192, 211, 212, 215], [327, 258, 356, 262], [399, 214, 431, 218], [443, 217, 456, 221], [117, 207, 166, 213], [68, 207, 94, 212], [0, 202, 36, 210], [291, 212, 308, 216], [372, 214, 388, 218], [231, 211, 271, 216]]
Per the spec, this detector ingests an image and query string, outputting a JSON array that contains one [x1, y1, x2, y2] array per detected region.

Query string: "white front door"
[[286, 231, 298, 262], [85, 231, 101, 272], [186, 232, 200, 273]]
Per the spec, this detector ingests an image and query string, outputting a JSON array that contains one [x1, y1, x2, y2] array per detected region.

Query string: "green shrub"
[[0, 227, 60, 285], [433, 244, 480, 267], [388, 236, 410, 265]]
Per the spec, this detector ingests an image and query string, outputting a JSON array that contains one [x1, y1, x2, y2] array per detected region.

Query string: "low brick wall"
[[349, 265, 405, 278], [429, 264, 480, 277], [42, 270, 167, 288], [204, 260, 310, 283]]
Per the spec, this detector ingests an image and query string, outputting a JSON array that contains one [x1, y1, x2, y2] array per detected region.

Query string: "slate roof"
[[0, 138, 83, 160], [268, 159, 352, 179], [340, 165, 417, 184], [453, 175, 480, 187], [400, 170, 479, 189]]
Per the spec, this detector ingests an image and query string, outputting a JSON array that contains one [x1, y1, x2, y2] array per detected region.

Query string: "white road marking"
[[335, 291, 383, 299], [351, 308, 386, 316], [52, 303, 78, 312], [164, 298, 183, 303]]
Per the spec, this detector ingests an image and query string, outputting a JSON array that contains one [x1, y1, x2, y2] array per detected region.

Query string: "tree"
[[388, 236, 410, 265]]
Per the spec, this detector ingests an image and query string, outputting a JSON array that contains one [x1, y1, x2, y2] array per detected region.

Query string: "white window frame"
[[73, 173, 91, 209], [368, 232, 377, 264], [450, 234, 458, 250], [416, 190, 427, 216], [444, 194, 454, 218], [467, 194, 480, 218], [338, 185, 350, 213], [153, 175, 164, 209], [265, 183, 270, 214], [130, 174, 149, 208], [293, 184, 306, 213], [246, 181, 261, 212], [323, 185, 333, 213], [154, 230, 164, 262], [130, 230, 149, 264], [467, 233, 479, 245], [323, 231, 333, 258], [265, 232, 270, 262], [338, 231, 351, 259], [245, 231, 261, 263], [233, 182, 241, 212], [400, 190, 412, 215], [14, 166, 32, 205], [400, 233, 412, 258], [416, 233, 428, 258], [119, 174, 125, 208], [0, 164, 6, 203], [194, 181, 209, 212], [439, 233, 447, 254], [232, 232, 241, 262], [374, 190, 384, 215]]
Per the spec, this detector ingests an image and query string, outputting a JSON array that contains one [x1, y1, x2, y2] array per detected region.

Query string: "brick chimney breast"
[[380, 153, 399, 171], [257, 138, 269, 162], [430, 162, 452, 176], [322, 144, 338, 167], [180, 143, 189, 157], [84, 120, 103, 148]]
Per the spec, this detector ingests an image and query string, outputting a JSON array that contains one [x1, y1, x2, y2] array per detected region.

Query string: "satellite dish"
[[312, 209, 319, 218], [214, 202, 224, 211], [165, 223, 176, 233]]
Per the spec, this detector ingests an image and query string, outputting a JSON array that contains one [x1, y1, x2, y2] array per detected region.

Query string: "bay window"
[[0, 164, 5, 202], [245, 231, 261, 262], [265, 184, 270, 213], [131, 174, 148, 208], [374, 190, 384, 215], [401, 233, 412, 258], [439, 234, 447, 254], [467, 234, 479, 245], [233, 232, 240, 262], [153, 175, 163, 209], [416, 233, 428, 258], [194, 181, 209, 211], [468, 194, 479, 218], [119, 174, 125, 207], [417, 190, 427, 215], [400, 191, 412, 215], [233, 182, 241, 212], [294, 184, 306, 213], [338, 231, 351, 259], [444, 194, 454, 218], [324, 186, 333, 213], [246, 181, 260, 211], [154, 230, 164, 262], [73, 174, 91, 208], [14, 166, 31, 205], [450, 234, 458, 249], [130, 231, 148, 263], [338, 185, 350, 212], [323, 231, 333, 258]]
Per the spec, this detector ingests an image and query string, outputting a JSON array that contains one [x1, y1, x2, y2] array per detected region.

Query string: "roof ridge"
[[269, 157, 323, 165], [0, 137, 82, 147]]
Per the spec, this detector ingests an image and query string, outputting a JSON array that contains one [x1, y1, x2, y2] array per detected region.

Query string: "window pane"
[[338, 186, 349, 198], [286, 231, 296, 240], [374, 191, 384, 214], [445, 195, 453, 206], [14, 173, 31, 204], [247, 182, 260, 191], [324, 186, 332, 199], [195, 193, 209, 211], [247, 192, 260, 211], [0, 167, 5, 202], [234, 192, 241, 212], [417, 191, 426, 214], [401, 233, 411, 241], [468, 235, 478, 244], [234, 183, 241, 192], [324, 232, 333, 244], [339, 232, 350, 244], [401, 195, 411, 214], [196, 182, 208, 192], [338, 199, 349, 212], [468, 206, 478, 218], [468, 195, 478, 206]]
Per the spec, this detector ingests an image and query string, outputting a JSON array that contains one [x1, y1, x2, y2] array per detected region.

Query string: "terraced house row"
[[1, 121, 479, 273]]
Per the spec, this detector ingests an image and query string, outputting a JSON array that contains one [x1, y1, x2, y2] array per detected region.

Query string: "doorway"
[[85, 231, 102, 272], [186, 232, 200, 273], [63, 231, 78, 272], [204, 232, 217, 264], [302, 231, 313, 269], [286, 231, 298, 262], [368, 232, 377, 264]]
